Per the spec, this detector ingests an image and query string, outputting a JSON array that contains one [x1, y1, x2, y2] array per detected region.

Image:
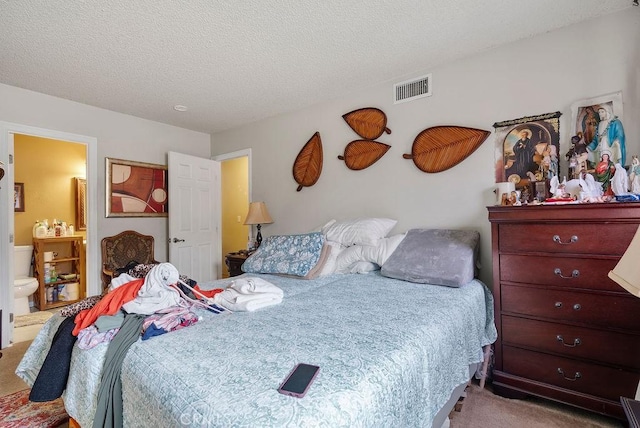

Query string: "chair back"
[[101, 230, 157, 288]]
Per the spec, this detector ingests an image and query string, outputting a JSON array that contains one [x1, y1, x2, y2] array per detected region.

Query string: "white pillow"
[[317, 241, 343, 276], [334, 233, 405, 273], [323, 217, 397, 247], [360, 233, 406, 265], [349, 261, 379, 274]]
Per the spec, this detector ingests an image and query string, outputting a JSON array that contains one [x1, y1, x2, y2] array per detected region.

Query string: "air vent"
[[393, 74, 432, 104]]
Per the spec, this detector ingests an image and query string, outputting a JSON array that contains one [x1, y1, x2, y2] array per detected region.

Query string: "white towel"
[[213, 277, 283, 312], [121, 263, 182, 315]]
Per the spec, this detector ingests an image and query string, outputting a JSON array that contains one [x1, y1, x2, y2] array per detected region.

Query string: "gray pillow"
[[380, 229, 479, 287]]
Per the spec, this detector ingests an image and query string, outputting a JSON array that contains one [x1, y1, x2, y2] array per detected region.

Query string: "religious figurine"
[[587, 105, 626, 167], [593, 151, 616, 195], [630, 155, 640, 194], [611, 163, 629, 196]]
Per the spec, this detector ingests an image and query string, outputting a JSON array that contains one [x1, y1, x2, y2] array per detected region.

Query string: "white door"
[[168, 152, 221, 283]]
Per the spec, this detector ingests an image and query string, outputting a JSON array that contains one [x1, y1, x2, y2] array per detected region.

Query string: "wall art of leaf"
[[293, 131, 323, 191], [403, 126, 490, 173], [342, 108, 391, 140], [338, 140, 391, 170]]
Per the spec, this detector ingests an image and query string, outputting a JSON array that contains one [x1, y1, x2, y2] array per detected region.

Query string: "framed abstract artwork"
[[105, 157, 168, 217]]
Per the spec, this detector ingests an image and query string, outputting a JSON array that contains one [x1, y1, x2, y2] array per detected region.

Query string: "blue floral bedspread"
[[17, 272, 496, 427]]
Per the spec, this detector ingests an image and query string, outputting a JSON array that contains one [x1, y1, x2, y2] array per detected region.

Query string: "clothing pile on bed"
[[28, 262, 283, 427]]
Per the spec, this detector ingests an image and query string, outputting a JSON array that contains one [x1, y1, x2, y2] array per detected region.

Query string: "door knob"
[[172, 237, 185, 243]]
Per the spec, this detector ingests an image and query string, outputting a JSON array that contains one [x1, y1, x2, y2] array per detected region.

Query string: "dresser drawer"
[[501, 315, 640, 369], [502, 284, 640, 331], [503, 346, 640, 401], [500, 254, 623, 292], [498, 223, 636, 255]]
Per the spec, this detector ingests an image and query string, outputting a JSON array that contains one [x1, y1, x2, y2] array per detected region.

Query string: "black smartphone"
[[277, 363, 320, 398]]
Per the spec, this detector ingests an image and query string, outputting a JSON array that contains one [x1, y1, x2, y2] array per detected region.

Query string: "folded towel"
[[121, 263, 182, 315], [213, 277, 283, 312]]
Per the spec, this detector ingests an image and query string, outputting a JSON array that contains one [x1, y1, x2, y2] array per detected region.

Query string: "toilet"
[[14, 245, 39, 316]]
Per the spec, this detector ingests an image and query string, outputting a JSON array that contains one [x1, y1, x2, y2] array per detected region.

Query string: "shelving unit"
[[33, 236, 85, 310]]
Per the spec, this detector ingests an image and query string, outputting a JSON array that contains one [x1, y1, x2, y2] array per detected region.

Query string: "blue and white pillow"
[[242, 232, 325, 277]]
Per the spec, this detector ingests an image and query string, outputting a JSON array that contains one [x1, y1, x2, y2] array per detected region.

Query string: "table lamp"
[[244, 201, 273, 249], [608, 224, 640, 400]]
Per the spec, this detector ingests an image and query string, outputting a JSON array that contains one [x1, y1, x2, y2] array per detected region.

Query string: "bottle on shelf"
[[44, 263, 51, 284], [68, 224, 75, 236]]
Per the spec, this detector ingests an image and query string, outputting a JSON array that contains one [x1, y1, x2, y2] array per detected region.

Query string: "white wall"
[[0, 82, 211, 260], [211, 9, 640, 286]]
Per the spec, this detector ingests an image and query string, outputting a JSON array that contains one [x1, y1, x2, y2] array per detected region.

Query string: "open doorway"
[[0, 122, 98, 349], [214, 149, 251, 278]]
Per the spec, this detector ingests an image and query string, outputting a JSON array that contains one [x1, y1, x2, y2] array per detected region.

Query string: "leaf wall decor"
[[342, 108, 391, 140], [403, 126, 491, 173], [293, 131, 323, 191], [338, 140, 391, 170]]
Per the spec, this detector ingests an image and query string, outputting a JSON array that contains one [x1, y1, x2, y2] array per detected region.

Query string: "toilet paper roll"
[[44, 252, 55, 262], [496, 182, 516, 205]]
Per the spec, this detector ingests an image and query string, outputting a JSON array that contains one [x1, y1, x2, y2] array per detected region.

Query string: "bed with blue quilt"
[[17, 222, 497, 428]]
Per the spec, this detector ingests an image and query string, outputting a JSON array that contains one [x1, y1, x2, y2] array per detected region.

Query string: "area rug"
[[0, 388, 68, 428], [14, 311, 53, 328]]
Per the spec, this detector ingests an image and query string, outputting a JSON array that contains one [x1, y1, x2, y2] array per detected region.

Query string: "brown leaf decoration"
[[293, 132, 323, 191], [338, 140, 391, 170], [342, 108, 392, 140], [403, 126, 490, 173]]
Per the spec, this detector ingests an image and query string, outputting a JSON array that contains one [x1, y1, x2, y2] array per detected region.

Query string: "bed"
[[17, 222, 497, 428]]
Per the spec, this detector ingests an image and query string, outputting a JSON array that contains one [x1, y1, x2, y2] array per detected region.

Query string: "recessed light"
[[173, 105, 188, 112]]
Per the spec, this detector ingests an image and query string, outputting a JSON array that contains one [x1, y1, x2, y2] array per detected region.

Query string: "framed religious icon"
[[493, 111, 562, 191], [570, 91, 626, 165]]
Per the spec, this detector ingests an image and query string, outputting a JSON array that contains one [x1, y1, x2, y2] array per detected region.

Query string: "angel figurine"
[[611, 163, 629, 196], [630, 155, 640, 194]]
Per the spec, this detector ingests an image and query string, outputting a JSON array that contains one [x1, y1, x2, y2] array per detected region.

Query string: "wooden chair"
[[101, 230, 159, 290]]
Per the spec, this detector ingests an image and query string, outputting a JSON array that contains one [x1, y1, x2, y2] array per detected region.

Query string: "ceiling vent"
[[393, 73, 432, 104]]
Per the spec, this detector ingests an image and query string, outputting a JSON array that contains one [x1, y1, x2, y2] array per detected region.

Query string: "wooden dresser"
[[488, 203, 640, 420]]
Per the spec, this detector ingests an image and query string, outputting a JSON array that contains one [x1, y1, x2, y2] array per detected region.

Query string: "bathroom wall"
[[221, 157, 249, 277], [14, 135, 86, 245]]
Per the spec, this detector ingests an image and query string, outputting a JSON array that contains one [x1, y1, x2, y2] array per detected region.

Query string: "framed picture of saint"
[[493, 111, 562, 189]]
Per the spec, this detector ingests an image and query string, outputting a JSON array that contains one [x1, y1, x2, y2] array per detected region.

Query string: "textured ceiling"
[[0, 0, 632, 134]]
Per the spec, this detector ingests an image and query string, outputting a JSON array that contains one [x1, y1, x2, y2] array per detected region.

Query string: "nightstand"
[[225, 252, 249, 277]]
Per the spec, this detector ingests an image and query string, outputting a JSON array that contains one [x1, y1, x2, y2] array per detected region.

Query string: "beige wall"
[[211, 9, 640, 287], [0, 83, 211, 262], [14, 135, 86, 245], [220, 156, 249, 277]]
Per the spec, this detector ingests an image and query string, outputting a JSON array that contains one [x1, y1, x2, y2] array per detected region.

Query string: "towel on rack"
[[213, 277, 283, 312]]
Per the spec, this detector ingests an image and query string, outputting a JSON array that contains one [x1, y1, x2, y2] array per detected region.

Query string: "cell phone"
[[277, 363, 320, 398]]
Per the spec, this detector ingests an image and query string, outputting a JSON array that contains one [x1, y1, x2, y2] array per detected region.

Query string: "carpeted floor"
[[450, 381, 623, 428]]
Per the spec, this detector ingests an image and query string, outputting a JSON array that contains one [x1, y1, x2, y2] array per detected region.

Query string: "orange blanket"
[[72, 278, 145, 336]]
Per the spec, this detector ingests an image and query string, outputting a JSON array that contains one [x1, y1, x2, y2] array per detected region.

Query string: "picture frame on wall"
[[105, 157, 168, 217], [75, 177, 87, 230], [14, 182, 24, 212], [570, 91, 625, 169], [493, 111, 562, 193]]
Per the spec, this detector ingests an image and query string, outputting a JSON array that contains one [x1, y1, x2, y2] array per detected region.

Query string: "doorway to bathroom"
[[12, 134, 87, 342], [0, 121, 98, 349]]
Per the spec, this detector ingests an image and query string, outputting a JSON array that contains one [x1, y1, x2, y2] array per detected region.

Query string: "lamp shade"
[[243, 202, 273, 225], [608, 224, 640, 298]]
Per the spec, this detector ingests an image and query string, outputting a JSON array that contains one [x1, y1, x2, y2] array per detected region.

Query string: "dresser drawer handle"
[[557, 368, 581, 381], [552, 235, 578, 245], [573, 303, 581, 311], [556, 335, 581, 347], [554, 301, 563, 308], [553, 268, 580, 279]]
